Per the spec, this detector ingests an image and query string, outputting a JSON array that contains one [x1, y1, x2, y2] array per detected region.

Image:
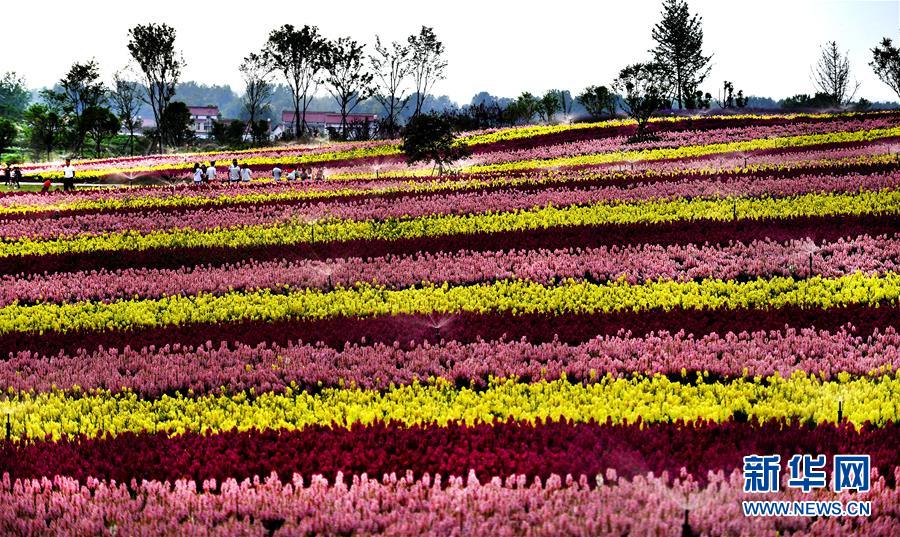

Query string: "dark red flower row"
[[2, 303, 896, 359], [1, 419, 897, 487]]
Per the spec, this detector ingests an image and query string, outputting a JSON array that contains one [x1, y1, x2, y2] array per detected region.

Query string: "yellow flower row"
[[1, 273, 898, 335], [457, 111, 888, 146], [466, 125, 900, 173], [2, 188, 899, 259], [2, 373, 897, 442]]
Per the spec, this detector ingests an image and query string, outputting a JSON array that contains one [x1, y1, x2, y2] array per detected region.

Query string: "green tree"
[[324, 37, 374, 140], [651, 0, 711, 110], [0, 72, 29, 120], [128, 23, 183, 151], [538, 91, 561, 123], [23, 103, 63, 160], [871, 36, 900, 99], [0, 119, 16, 163], [577, 85, 617, 119], [159, 101, 193, 147], [263, 24, 329, 138], [212, 119, 246, 147], [612, 62, 671, 141], [82, 106, 121, 157], [408, 26, 447, 117], [401, 112, 470, 175], [43, 60, 108, 154]]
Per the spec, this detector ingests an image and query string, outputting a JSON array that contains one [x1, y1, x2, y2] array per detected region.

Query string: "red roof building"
[[278, 111, 377, 139]]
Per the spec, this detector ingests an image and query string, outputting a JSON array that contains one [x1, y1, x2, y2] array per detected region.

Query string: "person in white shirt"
[[240, 164, 252, 182], [228, 159, 241, 182], [62, 159, 76, 191], [272, 166, 282, 181], [286, 169, 297, 181], [206, 161, 217, 182], [193, 163, 204, 185]]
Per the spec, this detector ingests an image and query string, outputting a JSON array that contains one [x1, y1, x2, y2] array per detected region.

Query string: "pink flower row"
[[4, 172, 897, 240], [2, 235, 898, 306], [4, 324, 897, 394], [1, 469, 895, 536]]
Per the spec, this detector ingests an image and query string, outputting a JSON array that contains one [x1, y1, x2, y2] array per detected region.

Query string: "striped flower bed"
[[1, 113, 898, 535]]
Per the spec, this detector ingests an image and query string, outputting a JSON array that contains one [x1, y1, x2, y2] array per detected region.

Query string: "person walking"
[[240, 163, 252, 182], [228, 159, 241, 183], [206, 161, 217, 183], [3, 164, 11, 188], [62, 159, 76, 192], [12, 166, 21, 189]]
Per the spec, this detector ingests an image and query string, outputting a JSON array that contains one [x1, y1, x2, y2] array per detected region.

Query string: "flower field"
[[2, 111, 900, 535]]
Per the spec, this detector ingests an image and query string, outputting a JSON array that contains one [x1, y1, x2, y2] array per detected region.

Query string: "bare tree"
[[324, 37, 374, 140], [370, 36, 412, 138], [407, 26, 447, 117], [127, 23, 183, 151], [239, 52, 273, 144], [111, 70, 143, 156], [263, 24, 328, 138], [812, 41, 860, 107]]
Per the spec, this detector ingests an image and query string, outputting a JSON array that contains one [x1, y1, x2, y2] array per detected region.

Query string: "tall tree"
[[0, 72, 29, 120], [871, 36, 900, 99], [239, 52, 273, 144], [44, 60, 107, 155], [577, 85, 617, 119], [324, 37, 374, 140], [407, 26, 447, 117], [612, 62, 671, 141], [812, 41, 859, 107], [369, 36, 412, 138], [159, 101, 194, 147], [263, 24, 328, 138], [127, 23, 183, 151], [23, 103, 63, 160], [651, 0, 711, 110], [111, 70, 143, 156]]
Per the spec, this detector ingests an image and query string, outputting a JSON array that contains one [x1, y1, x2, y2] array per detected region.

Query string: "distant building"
[[188, 106, 220, 139], [274, 111, 378, 139]]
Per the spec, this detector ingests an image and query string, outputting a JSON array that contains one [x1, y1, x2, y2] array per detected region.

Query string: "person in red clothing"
[[40, 176, 52, 194]]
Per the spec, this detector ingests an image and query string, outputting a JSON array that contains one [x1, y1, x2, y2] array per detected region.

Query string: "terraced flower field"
[[1, 111, 899, 535]]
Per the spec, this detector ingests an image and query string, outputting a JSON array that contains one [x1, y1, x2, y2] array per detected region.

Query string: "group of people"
[[2, 164, 23, 189], [192, 159, 253, 185], [271, 166, 325, 182]]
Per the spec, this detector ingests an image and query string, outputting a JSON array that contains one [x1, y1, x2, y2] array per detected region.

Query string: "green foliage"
[[0, 119, 16, 161], [42, 60, 108, 154], [538, 91, 561, 123], [577, 86, 617, 120], [780, 93, 836, 110], [401, 112, 470, 174], [0, 72, 29, 120], [160, 102, 194, 147], [870, 37, 900, 100], [212, 119, 247, 147], [82, 106, 121, 157], [239, 53, 273, 144], [23, 103, 63, 160], [408, 26, 447, 117], [651, 0, 712, 110], [612, 63, 672, 141]]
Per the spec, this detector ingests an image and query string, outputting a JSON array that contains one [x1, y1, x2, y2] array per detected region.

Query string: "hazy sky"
[[2, 0, 898, 103]]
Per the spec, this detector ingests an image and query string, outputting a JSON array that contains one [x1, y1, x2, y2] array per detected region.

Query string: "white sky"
[[1, 0, 898, 103]]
